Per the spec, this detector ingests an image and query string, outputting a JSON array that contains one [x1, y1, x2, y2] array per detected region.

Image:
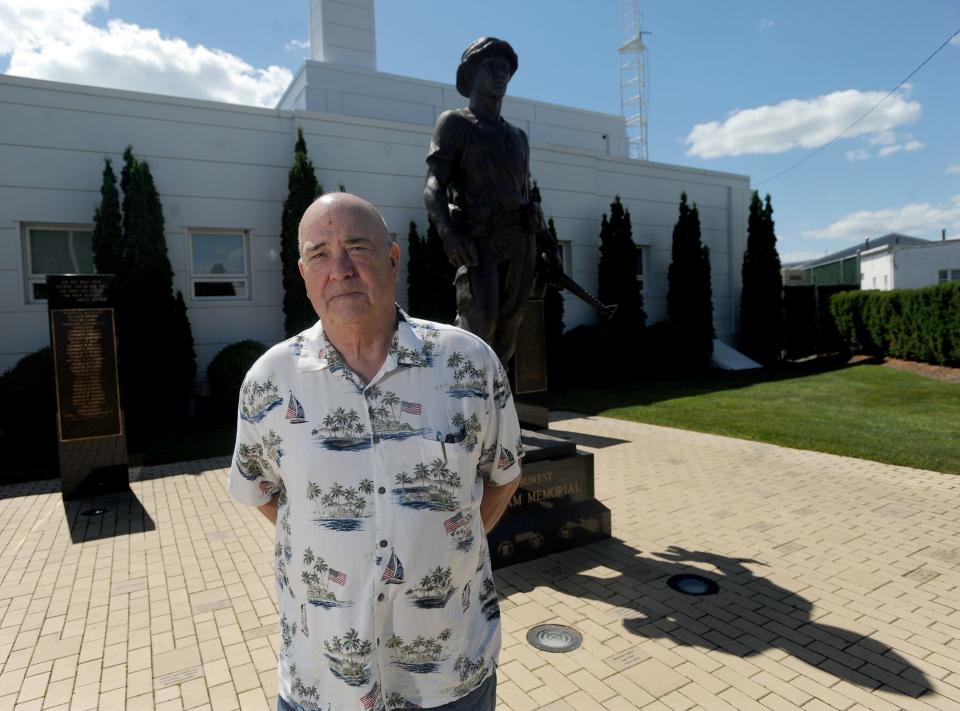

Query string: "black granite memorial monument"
[[46, 274, 129, 499]]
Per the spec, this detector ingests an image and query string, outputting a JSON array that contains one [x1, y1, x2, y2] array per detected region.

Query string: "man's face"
[[470, 54, 512, 99], [297, 198, 400, 331]]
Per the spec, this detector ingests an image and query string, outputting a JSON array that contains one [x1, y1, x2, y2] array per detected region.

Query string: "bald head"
[[298, 192, 391, 257]]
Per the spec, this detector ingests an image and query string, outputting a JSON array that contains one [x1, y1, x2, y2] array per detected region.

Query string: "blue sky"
[[2, 0, 958, 263]]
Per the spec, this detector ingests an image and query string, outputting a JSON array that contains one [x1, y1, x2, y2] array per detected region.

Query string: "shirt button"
[[378, 486, 386, 494], [379, 539, 388, 548], [377, 593, 385, 602]]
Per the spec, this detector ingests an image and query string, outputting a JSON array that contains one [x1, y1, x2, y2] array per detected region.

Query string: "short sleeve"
[[426, 110, 465, 168], [227, 373, 285, 507], [478, 355, 522, 488]]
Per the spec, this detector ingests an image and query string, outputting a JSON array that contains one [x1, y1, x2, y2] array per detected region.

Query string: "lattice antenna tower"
[[619, 0, 650, 160]]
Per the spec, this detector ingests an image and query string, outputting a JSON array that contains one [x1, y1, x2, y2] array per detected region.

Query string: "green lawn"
[[550, 359, 960, 475]]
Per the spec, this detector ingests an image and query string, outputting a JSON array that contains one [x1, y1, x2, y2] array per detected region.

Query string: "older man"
[[228, 193, 521, 711]]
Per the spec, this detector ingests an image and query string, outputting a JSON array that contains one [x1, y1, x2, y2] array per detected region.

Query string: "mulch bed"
[[879, 357, 960, 383]]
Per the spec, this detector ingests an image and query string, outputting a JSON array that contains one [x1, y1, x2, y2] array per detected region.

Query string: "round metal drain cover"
[[526, 624, 582, 653], [80, 508, 108, 517], [667, 574, 719, 596]]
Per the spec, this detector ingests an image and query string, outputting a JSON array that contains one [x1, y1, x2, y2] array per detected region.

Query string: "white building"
[[0, 0, 752, 375], [860, 238, 960, 291]]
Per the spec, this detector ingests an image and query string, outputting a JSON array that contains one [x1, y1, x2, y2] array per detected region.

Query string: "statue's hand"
[[441, 228, 479, 268]]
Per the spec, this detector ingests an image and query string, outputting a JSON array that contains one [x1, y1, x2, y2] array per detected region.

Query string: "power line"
[[756, 27, 960, 186]]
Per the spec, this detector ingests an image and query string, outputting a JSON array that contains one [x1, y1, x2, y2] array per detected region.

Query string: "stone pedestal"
[[488, 429, 611, 569], [47, 275, 129, 499]]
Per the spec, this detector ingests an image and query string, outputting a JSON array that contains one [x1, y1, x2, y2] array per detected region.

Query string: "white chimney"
[[309, 0, 376, 70]]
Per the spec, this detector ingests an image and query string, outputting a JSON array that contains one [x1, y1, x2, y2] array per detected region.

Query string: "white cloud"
[[904, 140, 924, 151], [802, 195, 960, 241], [948, 164, 960, 174], [869, 130, 897, 146], [845, 149, 870, 161], [0, 0, 292, 107], [285, 38, 309, 52], [878, 145, 902, 158], [685, 88, 921, 159], [759, 18, 775, 32]]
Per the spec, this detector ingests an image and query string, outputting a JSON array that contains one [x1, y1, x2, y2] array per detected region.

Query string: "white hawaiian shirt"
[[228, 310, 522, 711]]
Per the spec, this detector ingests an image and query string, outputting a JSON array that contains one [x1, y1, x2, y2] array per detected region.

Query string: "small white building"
[[0, 0, 753, 375], [860, 238, 960, 291]]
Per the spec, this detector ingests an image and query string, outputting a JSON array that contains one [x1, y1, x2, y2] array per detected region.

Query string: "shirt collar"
[[296, 307, 431, 373]]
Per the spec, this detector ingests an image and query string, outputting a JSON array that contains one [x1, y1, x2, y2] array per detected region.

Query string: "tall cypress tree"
[[740, 192, 784, 363], [667, 192, 714, 365], [405, 219, 455, 323], [91, 159, 123, 277], [597, 196, 645, 339], [423, 218, 456, 323], [114, 147, 196, 427], [406, 220, 426, 316], [281, 128, 323, 337]]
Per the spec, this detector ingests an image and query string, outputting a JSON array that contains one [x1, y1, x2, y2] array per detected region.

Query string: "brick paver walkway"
[[1, 414, 959, 710]]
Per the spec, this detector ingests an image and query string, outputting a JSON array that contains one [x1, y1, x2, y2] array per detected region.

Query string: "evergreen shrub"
[[0, 348, 57, 477], [830, 282, 960, 366]]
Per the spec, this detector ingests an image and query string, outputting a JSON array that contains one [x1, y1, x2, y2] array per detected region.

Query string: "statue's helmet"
[[456, 37, 518, 98]]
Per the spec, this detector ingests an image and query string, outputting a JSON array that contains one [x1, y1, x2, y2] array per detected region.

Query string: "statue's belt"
[[464, 205, 534, 229]]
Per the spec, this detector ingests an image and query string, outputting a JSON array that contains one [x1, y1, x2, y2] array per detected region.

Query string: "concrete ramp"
[[710, 339, 762, 370]]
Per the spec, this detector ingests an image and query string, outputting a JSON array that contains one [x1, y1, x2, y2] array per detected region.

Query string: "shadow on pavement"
[[62, 487, 155, 543], [514, 538, 931, 698]]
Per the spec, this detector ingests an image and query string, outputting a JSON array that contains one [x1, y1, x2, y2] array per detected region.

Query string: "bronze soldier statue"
[[424, 37, 613, 365]]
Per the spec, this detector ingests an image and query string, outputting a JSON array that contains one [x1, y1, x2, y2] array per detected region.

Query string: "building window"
[[557, 240, 574, 276], [189, 230, 250, 299], [23, 225, 95, 302], [939, 269, 960, 284], [635, 245, 647, 292]]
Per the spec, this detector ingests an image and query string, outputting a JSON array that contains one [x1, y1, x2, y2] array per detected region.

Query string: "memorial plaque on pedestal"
[[47, 275, 128, 499]]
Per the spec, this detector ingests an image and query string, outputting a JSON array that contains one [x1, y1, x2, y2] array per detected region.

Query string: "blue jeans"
[[277, 672, 497, 710]]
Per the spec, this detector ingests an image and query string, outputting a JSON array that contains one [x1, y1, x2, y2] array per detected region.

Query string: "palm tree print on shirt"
[[236, 430, 284, 481], [385, 628, 451, 673], [306, 479, 373, 531], [274, 540, 293, 596], [324, 628, 373, 686], [451, 654, 490, 696], [492, 365, 511, 409], [280, 613, 297, 652], [446, 352, 489, 399], [450, 412, 482, 451], [240, 376, 284, 423], [288, 664, 324, 710], [364, 387, 427, 440], [405, 566, 456, 609], [392, 461, 460, 512], [312, 407, 371, 451], [479, 576, 500, 620], [300, 546, 353, 608]]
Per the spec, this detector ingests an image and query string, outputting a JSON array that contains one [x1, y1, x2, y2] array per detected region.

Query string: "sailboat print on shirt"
[[285, 391, 307, 424], [380, 549, 405, 585]]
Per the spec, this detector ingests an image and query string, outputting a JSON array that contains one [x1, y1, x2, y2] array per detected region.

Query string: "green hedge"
[[830, 282, 960, 366]]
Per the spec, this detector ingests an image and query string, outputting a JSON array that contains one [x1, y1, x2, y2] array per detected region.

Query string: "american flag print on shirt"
[[444, 511, 466, 533], [400, 399, 422, 415], [361, 682, 381, 710], [328, 568, 347, 586]]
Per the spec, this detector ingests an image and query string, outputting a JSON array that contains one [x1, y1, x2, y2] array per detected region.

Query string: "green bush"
[[206, 340, 268, 419], [0, 348, 57, 478], [830, 282, 960, 366]]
